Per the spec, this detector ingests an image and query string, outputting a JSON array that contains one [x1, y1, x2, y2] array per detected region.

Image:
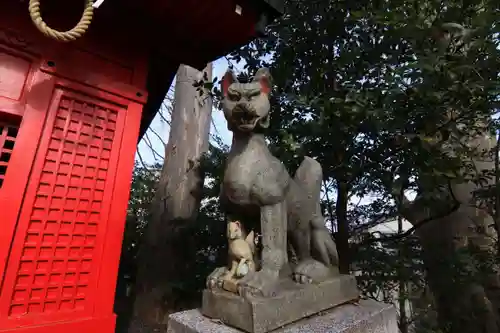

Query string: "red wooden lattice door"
[[1, 87, 125, 325]]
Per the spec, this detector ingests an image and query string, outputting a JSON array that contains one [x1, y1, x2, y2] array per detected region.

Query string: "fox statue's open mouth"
[[232, 107, 262, 131]]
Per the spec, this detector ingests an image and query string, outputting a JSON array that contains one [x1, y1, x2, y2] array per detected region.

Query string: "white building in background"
[[368, 218, 413, 235]]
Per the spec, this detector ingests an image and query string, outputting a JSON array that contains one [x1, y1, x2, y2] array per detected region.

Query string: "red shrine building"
[[0, 1, 282, 332]]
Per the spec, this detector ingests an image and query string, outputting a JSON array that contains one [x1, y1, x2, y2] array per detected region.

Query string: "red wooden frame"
[[0, 4, 146, 332], [0, 49, 51, 289]]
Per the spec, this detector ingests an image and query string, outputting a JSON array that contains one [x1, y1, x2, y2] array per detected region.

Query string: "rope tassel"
[[29, 0, 94, 42]]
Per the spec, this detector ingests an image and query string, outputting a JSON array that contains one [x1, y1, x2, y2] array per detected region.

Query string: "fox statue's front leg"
[[238, 201, 287, 297]]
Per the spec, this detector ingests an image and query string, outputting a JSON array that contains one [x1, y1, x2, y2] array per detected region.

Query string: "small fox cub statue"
[[224, 220, 256, 281]]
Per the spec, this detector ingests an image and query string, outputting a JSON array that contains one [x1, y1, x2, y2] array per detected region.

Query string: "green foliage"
[[225, 0, 499, 228], [123, 162, 162, 268], [354, 232, 425, 301], [115, 162, 161, 331]]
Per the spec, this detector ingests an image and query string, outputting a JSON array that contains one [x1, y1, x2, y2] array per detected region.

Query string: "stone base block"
[[167, 299, 398, 333], [201, 274, 359, 333]]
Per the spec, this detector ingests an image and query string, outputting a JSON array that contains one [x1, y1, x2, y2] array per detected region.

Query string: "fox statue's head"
[[221, 68, 272, 133], [227, 220, 244, 240]]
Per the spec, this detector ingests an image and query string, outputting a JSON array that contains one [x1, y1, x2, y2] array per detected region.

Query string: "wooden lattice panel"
[[0, 122, 19, 189], [8, 94, 118, 316]]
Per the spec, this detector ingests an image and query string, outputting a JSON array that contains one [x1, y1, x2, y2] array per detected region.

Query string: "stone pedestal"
[[201, 274, 359, 333], [167, 299, 398, 333]]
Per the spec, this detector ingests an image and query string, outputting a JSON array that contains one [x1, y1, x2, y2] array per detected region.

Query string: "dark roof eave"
[[137, 0, 285, 142], [262, 0, 285, 17]]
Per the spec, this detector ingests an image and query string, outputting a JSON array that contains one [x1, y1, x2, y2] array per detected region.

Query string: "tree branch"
[[136, 150, 156, 178], [148, 126, 167, 147], [158, 108, 172, 125], [142, 133, 164, 161], [360, 202, 460, 246]]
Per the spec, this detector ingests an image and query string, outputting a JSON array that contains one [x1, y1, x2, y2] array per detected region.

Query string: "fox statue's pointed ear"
[[252, 68, 272, 95], [221, 70, 237, 97]]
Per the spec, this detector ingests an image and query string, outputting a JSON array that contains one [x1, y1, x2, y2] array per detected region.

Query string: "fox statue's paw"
[[206, 267, 229, 290], [237, 269, 279, 298], [292, 258, 338, 284]]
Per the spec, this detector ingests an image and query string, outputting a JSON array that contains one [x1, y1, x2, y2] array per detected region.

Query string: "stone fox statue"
[[207, 68, 339, 297]]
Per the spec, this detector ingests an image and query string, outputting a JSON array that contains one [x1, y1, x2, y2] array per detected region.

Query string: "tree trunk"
[[397, 215, 408, 333], [494, 131, 500, 253], [414, 205, 499, 333], [400, 128, 500, 333], [335, 180, 350, 274], [129, 63, 213, 331], [322, 180, 336, 236]]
